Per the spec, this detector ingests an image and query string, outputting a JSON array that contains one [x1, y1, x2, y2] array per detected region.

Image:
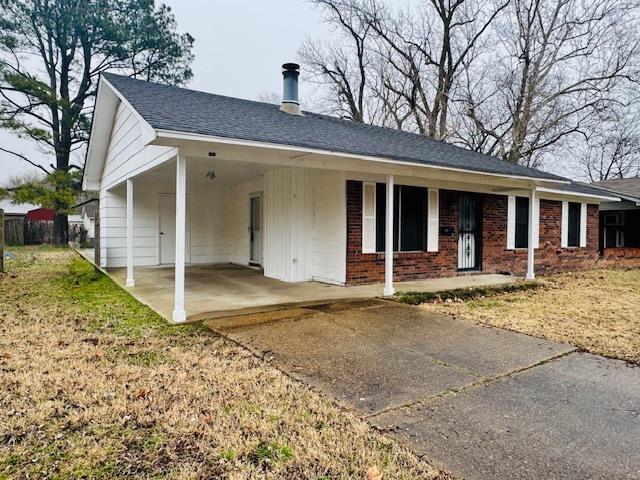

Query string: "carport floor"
[[106, 263, 516, 321], [206, 300, 640, 480]]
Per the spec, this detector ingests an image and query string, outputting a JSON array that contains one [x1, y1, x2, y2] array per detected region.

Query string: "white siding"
[[264, 167, 345, 284], [311, 170, 346, 284], [101, 101, 174, 191]]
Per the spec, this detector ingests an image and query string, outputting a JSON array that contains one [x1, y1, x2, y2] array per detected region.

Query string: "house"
[[590, 178, 640, 263], [83, 64, 621, 322]]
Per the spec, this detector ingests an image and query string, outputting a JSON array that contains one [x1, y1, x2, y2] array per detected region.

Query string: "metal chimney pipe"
[[280, 63, 301, 115]]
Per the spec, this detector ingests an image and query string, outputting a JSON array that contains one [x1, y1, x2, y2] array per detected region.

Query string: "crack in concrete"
[[365, 348, 578, 420]]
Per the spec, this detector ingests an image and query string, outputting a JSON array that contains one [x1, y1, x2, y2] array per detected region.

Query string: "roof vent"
[[280, 63, 302, 115]]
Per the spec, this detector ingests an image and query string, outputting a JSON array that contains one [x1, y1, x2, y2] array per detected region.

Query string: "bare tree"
[[461, 0, 640, 167], [302, 0, 508, 139], [573, 102, 640, 181], [300, 0, 374, 122]]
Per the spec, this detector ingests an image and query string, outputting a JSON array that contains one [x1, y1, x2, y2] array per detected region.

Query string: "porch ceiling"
[[106, 264, 517, 321]]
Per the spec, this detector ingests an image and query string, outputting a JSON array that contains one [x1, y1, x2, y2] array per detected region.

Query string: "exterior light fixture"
[[206, 169, 216, 180]]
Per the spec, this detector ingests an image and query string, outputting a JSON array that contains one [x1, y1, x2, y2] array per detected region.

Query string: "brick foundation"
[[345, 180, 626, 285]]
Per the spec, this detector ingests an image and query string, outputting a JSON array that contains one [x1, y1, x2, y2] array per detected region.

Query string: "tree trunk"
[[54, 213, 68, 245]]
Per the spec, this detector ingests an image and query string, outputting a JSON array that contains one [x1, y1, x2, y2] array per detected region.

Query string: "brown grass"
[[424, 269, 640, 364], [0, 247, 446, 479]]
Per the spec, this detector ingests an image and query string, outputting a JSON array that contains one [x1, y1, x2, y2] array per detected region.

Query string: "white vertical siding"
[[311, 170, 346, 284], [264, 167, 293, 281]]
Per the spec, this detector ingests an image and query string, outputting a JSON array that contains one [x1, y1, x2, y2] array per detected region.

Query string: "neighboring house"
[[83, 64, 620, 322], [80, 201, 97, 241], [590, 178, 640, 262]]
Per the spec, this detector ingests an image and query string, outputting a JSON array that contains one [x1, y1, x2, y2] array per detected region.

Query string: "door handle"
[[160, 232, 164, 235]]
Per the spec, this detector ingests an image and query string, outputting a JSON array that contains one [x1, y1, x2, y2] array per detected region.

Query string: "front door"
[[249, 194, 262, 265], [159, 194, 189, 264], [458, 194, 481, 271]]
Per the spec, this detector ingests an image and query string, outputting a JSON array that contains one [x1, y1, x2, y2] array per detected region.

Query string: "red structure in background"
[[25, 208, 55, 222]]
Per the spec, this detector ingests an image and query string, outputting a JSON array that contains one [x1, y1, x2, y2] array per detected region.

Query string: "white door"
[[159, 194, 189, 264], [250, 194, 262, 265]]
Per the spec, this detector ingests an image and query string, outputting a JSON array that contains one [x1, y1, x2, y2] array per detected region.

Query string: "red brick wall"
[[346, 181, 458, 284], [481, 196, 601, 276], [599, 247, 640, 269], [345, 180, 611, 285]]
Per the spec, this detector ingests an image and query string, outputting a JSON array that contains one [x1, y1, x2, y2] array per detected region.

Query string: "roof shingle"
[[103, 73, 566, 182]]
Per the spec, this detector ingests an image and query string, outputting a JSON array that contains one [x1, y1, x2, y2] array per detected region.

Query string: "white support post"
[[526, 188, 536, 280], [125, 178, 135, 287], [173, 155, 187, 323], [384, 174, 395, 296]]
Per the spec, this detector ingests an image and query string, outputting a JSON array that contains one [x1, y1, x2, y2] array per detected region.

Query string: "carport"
[[104, 262, 515, 321]]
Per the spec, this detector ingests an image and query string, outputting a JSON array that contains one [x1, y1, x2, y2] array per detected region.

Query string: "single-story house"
[[589, 178, 640, 263], [83, 64, 621, 322]]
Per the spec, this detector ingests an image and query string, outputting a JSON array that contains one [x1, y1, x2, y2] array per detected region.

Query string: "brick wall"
[[481, 196, 601, 276], [345, 180, 610, 285], [599, 247, 640, 269]]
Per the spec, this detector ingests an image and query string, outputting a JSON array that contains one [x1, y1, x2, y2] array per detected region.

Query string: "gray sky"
[[0, 0, 331, 184]]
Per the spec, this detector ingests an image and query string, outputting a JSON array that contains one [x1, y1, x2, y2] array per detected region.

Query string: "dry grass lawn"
[[0, 247, 447, 480], [425, 269, 640, 364]]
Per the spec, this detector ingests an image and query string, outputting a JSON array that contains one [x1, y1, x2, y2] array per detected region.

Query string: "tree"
[[573, 102, 640, 181], [0, 0, 193, 243], [301, 0, 508, 138], [461, 0, 640, 167]]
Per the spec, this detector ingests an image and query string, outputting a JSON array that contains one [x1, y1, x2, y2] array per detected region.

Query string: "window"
[[373, 183, 428, 252], [567, 202, 581, 247], [604, 212, 624, 248], [514, 197, 529, 249]]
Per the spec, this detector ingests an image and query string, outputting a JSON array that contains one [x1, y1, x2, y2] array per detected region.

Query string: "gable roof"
[[592, 178, 640, 200], [101, 73, 566, 183]]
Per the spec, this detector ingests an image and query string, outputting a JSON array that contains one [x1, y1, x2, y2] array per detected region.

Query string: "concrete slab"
[[324, 302, 574, 377], [104, 262, 516, 321], [208, 300, 573, 416], [372, 352, 640, 480]]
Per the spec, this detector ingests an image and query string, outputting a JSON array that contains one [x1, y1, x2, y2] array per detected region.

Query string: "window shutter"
[[579, 203, 587, 247], [427, 189, 439, 252], [561, 201, 569, 248], [362, 182, 376, 253], [507, 196, 516, 250], [533, 197, 540, 249]]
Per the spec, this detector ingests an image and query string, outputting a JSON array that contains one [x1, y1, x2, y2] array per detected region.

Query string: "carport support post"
[[526, 188, 536, 280], [125, 178, 134, 287], [173, 154, 187, 323], [384, 174, 395, 296]]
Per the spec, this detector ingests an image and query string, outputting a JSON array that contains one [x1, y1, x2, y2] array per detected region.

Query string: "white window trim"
[[579, 203, 587, 247], [362, 182, 376, 253], [507, 196, 516, 250], [508, 195, 540, 250], [533, 197, 540, 249], [427, 188, 439, 252], [561, 201, 569, 248]]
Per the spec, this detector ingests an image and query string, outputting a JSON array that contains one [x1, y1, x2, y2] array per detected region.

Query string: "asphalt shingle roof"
[[592, 178, 640, 199], [103, 73, 568, 183]]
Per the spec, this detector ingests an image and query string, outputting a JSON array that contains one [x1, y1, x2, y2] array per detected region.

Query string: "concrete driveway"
[[206, 300, 640, 480]]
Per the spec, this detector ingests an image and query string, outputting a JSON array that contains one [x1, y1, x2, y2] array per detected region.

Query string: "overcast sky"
[[0, 0, 338, 184]]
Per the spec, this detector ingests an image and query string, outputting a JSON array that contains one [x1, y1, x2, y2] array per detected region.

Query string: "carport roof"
[[102, 73, 567, 183]]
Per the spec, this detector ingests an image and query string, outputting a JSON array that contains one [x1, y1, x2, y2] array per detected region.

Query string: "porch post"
[[173, 154, 187, 322], [526, 188, 536, 280], [125, 178, 134, 287], [384, 174, 395, 296]]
